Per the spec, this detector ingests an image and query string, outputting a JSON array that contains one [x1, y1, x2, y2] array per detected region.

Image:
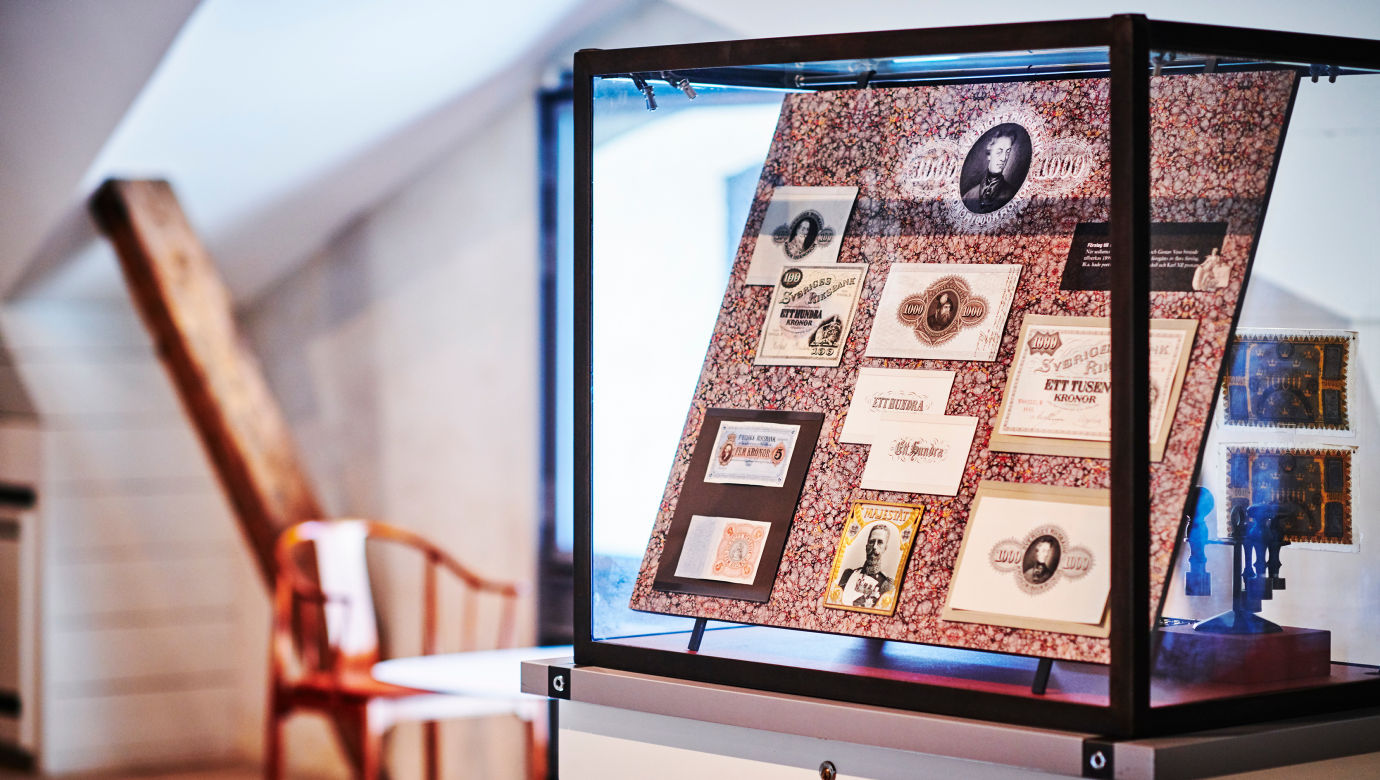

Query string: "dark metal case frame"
[[573, 15, 1380, 738]]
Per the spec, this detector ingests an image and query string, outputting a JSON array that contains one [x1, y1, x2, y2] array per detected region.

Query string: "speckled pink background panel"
[[628, 72, 1296, 663]]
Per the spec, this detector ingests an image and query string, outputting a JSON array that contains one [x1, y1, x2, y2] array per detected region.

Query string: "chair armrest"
[[430, 550, 526, 598]]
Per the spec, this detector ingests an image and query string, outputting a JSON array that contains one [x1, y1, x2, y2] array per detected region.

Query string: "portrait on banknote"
[[989, 315, 1197, 460], [864, 264, 1021, 362], [960, 123, 1033, 215], [839, 367, 956, 445], [1223, 445, 1354, 549], [899, 104, 1097, 232], [744, 186, 859, 285], [704, 420, 800, 488], [755, 264, 868, 367], [823, 501, 924, 616], [1222, 329, 1356, 433], [943, 481, 1110, 636], [672, 515, 772, 585]]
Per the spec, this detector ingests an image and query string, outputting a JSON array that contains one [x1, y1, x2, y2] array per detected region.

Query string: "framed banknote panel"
[[863, 263, 1021, 362], [755, 264, 868, 367], [652, 408, 825, 602], [822, 501, 925, 616], [744, 186, 859, 285], [623, 63, 1298, 668], [1223, 444, 1355, 549], [1221, 329, 1357, 434], [943, 481, 1110, 637], [989, 315, 1196, 461]]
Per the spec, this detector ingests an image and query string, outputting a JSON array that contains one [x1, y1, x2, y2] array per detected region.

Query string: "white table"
[[373, 645, 573, 699], [375, 645, 572, 779]]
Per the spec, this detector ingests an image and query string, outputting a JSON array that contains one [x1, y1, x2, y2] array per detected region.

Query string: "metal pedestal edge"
[[523, 657, 1090, 775], [521, 658, 1380, 778]]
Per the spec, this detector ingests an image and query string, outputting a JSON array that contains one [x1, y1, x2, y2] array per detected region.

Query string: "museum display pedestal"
[[521, 654, 1380, 779], [1154, 624, 1331, 685]]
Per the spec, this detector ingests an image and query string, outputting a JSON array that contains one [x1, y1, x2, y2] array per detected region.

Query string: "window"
[[537, 77, 781, 642]]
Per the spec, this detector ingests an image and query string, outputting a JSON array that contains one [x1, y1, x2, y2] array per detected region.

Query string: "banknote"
[[1222, 329, 1356, 432], [673, 515, 771, 585], [838, 367, 956, 444], [703, 420, 800, 488], [823, 501, 924, 616], [755, 264, 868, 367], [859, 414, 979, 496], [943, 481, 1110, 635], [990, 315, 1197, 461], [744, 186, 859, 285], [1224, 445, 1353, 546], [864, 263, 1021, 362]]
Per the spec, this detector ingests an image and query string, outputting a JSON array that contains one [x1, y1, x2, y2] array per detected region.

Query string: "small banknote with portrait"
[[755, 264, 868, 367], [744, 186, 858, 285], [703, 420, 800, 488], [1222, 329, 1356, 433], [823, 501, 925, 616]]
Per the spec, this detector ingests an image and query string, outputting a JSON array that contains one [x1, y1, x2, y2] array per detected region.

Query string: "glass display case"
[[573, 15, 1380, 737]]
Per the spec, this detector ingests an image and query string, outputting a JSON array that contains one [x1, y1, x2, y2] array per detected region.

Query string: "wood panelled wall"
[[1, 299, 248, 772]]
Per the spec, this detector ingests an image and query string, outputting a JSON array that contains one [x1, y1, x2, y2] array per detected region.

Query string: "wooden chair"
[[266, 519, 533, 779]]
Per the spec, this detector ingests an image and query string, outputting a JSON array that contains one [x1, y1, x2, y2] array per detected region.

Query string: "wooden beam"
[[88, 179, 387, 777], [88, 179, 324, 583]]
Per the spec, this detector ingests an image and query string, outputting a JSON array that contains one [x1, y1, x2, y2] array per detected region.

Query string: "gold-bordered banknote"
[[1222, 329, 1356, 433], [755, 264, 868, 367], [1223, 445, 1354, 548], [823, 500, 924, 616]]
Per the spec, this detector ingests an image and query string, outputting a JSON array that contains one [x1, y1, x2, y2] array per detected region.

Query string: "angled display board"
[[626, 71, 1296, 663]]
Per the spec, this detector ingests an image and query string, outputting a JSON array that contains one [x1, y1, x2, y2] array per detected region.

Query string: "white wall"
[[0, 1, 736, 775], [239, 97, 544, 780], [666, 0, 1380, 42], [0, 297, 253, 774], [235, 3, 738, 775]]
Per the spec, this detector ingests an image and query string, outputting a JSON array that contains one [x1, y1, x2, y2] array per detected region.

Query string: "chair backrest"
[[289, 521, 380, 664], [273, 519, 522, 677]]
